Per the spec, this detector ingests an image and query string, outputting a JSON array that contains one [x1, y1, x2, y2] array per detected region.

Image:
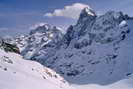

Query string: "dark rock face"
[[62, 7, 97, 48], [62, 25, 74, 47], [0, 39, 20, 54]]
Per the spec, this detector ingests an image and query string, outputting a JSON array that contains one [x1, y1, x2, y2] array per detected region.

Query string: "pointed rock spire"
[[77, 7, 97, 25]]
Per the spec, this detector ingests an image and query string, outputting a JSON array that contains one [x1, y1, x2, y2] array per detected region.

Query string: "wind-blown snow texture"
[[0, 49, 75, 89], [5, 7, 133, 87], [74, 74, 133, 89]]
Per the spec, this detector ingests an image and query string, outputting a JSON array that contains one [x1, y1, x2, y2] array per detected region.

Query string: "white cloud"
[[44, 13, 53, 17], [44, 3, 91, 19]]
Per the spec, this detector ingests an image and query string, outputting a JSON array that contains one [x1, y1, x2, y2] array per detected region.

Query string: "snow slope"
[[0, 49, 74, 89], [73, 74, 133, 89]]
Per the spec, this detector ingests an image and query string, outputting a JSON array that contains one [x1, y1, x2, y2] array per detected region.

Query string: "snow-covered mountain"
[[4, 6, 133, 88], [0, 45, 74, 89], [13, 7, 133, 85], [45, 8, 133, 85], [21, 24, 63, 61], [6, 24, 64, 61]]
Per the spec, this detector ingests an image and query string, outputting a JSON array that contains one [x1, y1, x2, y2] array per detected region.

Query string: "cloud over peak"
[[44, 3, 91, 19]]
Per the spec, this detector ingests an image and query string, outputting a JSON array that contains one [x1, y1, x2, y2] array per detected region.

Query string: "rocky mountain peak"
[[103, 11, 133, 22], [62, 7, 97, 47], [81, 7, 96, 16], [77, 7, 97, 25], [29, 24, 51, 35]]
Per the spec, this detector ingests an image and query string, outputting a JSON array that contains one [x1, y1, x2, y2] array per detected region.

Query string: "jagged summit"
[[30, 24, 51, 35], [21, 24, 63, 60], [81, 7, 96, 16], [63, 7, 97, 47], [30, 23, 51, 29], [77, 7, 96, 24]]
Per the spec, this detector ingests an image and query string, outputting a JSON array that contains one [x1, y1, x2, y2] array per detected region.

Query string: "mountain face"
[[46, 10, 133, 85], [21, 24, 63, 61], [62, 7, 97, 48], [22, 8, 133, 85], [7, 24, 64, 61], [6, 7, 133, 86]]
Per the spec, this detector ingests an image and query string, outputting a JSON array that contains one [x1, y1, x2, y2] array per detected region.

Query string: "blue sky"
[[0, 0, 133, 36]]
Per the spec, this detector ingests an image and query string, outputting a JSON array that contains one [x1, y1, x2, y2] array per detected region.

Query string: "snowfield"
[[0, 49, 74, 89], [73, 75, 133, 89]]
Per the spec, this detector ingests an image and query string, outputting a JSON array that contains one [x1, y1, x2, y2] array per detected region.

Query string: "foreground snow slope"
[[0, 49, 74, 89], [74, 74, 133, 89]]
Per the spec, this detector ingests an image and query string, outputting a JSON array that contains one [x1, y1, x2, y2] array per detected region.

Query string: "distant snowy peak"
[[30, 23, 51, 30], [77, 7, 96, 24], [81, 7, 96, 16], [28, 24, 63, 43], [30, 23, 63, 35], [62, 7, 97, 47], [30, 24, 51, 35], [20, 24, 64, 60], [103, 11, 126, 21], [101, 11, 133, 22]]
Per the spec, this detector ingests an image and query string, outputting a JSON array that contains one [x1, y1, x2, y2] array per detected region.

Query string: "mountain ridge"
[[4, 7, 133, 86]]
